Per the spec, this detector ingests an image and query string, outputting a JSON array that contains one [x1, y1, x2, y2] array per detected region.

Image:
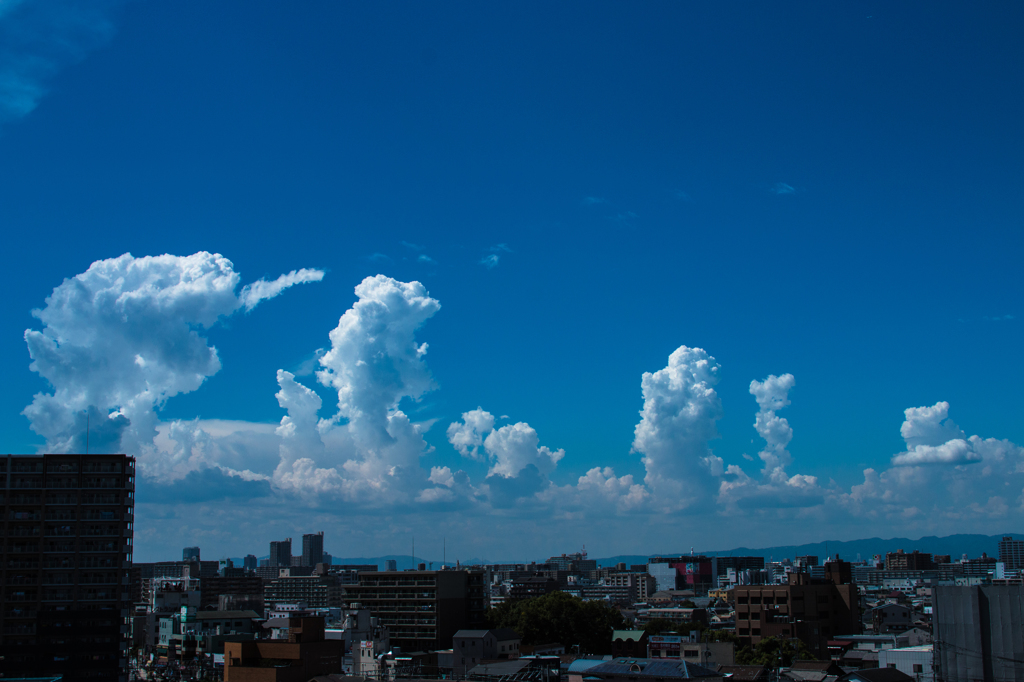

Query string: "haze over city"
[[1, 1, 1022, 562]]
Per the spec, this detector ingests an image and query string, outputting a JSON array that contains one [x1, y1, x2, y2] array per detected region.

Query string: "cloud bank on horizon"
[[21, 252, 1024, 553]]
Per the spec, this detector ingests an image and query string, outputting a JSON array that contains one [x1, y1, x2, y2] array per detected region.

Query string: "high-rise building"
[[269, 538, 292, 568], [243, 554, 258, 571], [0, 454, 135, 682], [182, 546, 200, 561], [302, 532, 324, 567], [999, 536, 1024, 571]]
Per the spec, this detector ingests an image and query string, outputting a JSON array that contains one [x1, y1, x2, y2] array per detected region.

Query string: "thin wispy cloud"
[[770, 182, 797, 195], [401, 241, 425, 251], [366, 252, 392, 263], [0, 0, 124, 125], [292, 348, 326, 377], [609, 211, 638, 223], [581, 196, 607, 206], [480, 254, 500, 269], [417, 254, 436, 265], [489, 243, 512, 253], [984, 314, 1015, 322], [673, 189, 693, 202]]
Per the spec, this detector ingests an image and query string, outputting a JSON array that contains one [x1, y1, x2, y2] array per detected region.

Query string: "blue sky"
[[1, 1, 1022, 562]]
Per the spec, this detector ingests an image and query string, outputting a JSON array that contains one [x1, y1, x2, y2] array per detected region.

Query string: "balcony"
[[82, 477, 122, 489], [10, 478, 44, 489], [9, 543, 41, 553], [44, 543, 76, 553], [83, 463, 121, 473], [42, 590, 75, 601], [6, 591, 39, 601]]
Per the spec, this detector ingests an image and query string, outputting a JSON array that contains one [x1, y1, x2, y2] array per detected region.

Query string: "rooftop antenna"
[[412, 537, 415, 570], [85, 410, 90, 455]]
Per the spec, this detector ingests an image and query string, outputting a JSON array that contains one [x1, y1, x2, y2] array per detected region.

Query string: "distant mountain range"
[[595, 533, 1019, 567], [231, 533, 1020, 570]]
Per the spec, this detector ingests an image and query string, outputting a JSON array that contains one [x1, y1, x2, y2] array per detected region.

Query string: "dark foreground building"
[[934, 585, 1024, 682], [1, 453, 135, 682]]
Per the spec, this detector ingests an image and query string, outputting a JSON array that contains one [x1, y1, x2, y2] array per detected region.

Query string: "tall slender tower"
[[301, 531, 324, 567]]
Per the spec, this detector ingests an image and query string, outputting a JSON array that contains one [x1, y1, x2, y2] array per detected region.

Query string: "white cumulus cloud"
[[631, 346, 723, 507], [272, 275, 441, 505], [22, 252, 323, 478], [446, 408, 495, 460]]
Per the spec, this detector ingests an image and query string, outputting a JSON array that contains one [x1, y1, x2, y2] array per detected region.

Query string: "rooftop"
[[586, 658, 721, 679]]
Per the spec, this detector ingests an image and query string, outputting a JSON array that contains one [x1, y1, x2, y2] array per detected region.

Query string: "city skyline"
[[0, 2, 1022, 560]]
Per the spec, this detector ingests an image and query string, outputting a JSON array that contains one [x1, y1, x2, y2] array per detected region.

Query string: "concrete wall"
[[934, 585, 1024, 682]]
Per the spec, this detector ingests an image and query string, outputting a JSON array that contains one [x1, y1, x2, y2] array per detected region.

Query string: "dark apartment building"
[[200, 574, 264, 609], [182, 546, 200, 561], [0, 453, 135, 682], [884, 549, 935, 571], [302, 531, 324, 567], [716, 556, 766, 573], [999, 537, 1024, 572], [264, 572, 344, 609], [352, 569, 487, 652], [511, 575, 559, 599], [732, 560, 860, 659], [269, 538, 292, 567]]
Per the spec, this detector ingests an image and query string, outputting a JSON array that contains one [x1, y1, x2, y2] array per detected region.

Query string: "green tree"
[[735, 636, 815, 667], [641, 618, 679, 636], [485, 591, 626, 655]]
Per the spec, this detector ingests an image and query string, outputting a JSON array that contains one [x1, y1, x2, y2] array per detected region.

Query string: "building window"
[[913, 665, 923, 673]]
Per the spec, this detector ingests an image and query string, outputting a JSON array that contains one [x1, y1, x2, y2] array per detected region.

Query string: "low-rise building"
[[870, 603, 912, 634], [224, 617, 342, 682], [452, 627, 521, 676], [612, 630, 648, 658], [878, 646, 933, 682]]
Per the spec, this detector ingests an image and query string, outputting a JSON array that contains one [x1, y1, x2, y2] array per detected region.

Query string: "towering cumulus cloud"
[[22, 252, 323, 473], [272, 275, 442, 505], [631, 346, 723, 508], [718, 374, 822, 510]]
